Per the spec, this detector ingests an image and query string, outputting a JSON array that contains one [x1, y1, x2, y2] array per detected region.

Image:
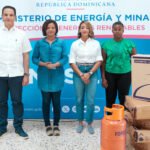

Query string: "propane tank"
[[101, 104, 126, 150]]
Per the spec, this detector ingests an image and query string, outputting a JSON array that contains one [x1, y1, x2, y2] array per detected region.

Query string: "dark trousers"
[[0, 76, 24, 131], [41, 91, 61, 127], [105, 71, 131, 108]]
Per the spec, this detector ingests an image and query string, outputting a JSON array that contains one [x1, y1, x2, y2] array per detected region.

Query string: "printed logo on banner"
[[62, 105, 100, 114], [94, 105, 100, 113], [72, 106, 76, 113], [62, 105, 70, 113]]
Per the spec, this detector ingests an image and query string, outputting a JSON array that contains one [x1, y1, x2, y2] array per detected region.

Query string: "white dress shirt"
[[0, 25, 32, 77], [69, 38, 103, 64]]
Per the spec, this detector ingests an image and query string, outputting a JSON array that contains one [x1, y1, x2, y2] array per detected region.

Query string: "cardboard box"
[[124, 110, 133, 125], [126, 133, 135, 150], [132, 54, 150, 101], [129, 126, 150, 143], [128, 126, 150, 150], [124, 110, 150, 130], [125, 96, 150, 120], [133, 143, 150, 150], [135, 120, 150, 130]]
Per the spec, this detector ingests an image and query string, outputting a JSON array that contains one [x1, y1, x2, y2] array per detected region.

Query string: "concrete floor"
[[0, 120, 101, 150]]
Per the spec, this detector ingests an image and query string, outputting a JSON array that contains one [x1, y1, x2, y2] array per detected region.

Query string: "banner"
[[0, 0, 150, 119]]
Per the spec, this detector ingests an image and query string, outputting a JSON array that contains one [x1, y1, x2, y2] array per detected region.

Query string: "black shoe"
[[46, 126, 53, 136], [53, 126, 60, 136], [15, 127, 28, 139], [0, 129, 7, 137]]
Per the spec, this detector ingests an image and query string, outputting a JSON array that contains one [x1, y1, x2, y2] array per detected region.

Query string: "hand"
[[46, 62, 56, 69], [102, 78, 108, 88], [84, 79, 90, 84], [83, 72, 90, 80], [22, 76, 29, 86], [81, 75, 90, 84]]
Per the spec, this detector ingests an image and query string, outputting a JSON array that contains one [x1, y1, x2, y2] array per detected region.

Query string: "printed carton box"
[[125, 96, 150, 120], [132, 54, 150, 101]]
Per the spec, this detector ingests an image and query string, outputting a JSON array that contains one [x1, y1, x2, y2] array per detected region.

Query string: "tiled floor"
[[0, 120, 101, 150]]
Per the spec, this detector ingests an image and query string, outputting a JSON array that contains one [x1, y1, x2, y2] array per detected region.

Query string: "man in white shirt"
[[0, 5, 31, 139]]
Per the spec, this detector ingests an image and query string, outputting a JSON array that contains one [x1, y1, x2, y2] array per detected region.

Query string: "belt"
[[76, 62, 95, 66]]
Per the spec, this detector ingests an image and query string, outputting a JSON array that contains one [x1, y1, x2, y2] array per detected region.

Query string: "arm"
[[84, 41, 103, 80], [32, 42, 50, 68], [22, 52, 30, 86], [69, 42, 85, 77], [69, 42, 89, 83], [57, 40, 68, 66], [70, 63, 90, 84], [100, 49, 108, 88], [70, 63, 84, 77], [128, 40, 136, 56], [131, 48, 136, 56], [89, 61, 102, 73], [83, 61, 102, 81]]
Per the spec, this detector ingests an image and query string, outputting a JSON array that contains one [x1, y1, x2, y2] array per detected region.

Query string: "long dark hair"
[[77, 21, 94, 38]]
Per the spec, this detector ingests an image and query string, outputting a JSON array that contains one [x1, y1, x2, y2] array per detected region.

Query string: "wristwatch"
[[89, 71, 93, 75], [24, 72, 30, 76]]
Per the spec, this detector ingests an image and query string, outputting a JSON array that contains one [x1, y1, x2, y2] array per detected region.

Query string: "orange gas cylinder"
[[101, 104, 126, 150]]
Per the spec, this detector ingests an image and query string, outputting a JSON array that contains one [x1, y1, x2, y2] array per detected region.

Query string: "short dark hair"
[[42, 19, 58, 36], [112, 21, 124, 28], [2, 5, 16, 16]]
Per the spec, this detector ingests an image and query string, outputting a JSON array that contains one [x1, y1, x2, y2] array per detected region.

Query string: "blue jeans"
[[41, 91, 61, 126], [73, 65, 98, 124], [0, 76, 24, 131]]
